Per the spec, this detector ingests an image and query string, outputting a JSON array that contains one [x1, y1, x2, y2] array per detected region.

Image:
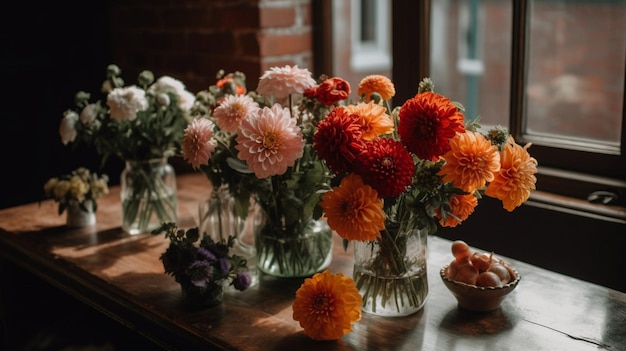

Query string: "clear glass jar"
[[120, 157, 178, 235], [353, 221, 429, 317], [255, 212, 333, 278], [198, 184, 259, 288]]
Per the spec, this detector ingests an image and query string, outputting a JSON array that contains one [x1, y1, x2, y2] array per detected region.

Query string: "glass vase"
[[66, 200, 96, 227], [179, 281, 224, 309], [198, 184, 259, 288], [120, 157, 178, 235], [255, 211, 333, 278], [353, 221, 429, 317]]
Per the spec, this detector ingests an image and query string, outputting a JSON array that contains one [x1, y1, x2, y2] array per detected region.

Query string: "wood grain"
[[1, 173, 624, 350]]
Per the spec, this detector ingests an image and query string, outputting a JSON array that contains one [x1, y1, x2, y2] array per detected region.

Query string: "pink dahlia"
[[213, 95, 260, 133], [182, 118, 218, 169], [235, 104, 305, 178], [256, 65, 317, 100]]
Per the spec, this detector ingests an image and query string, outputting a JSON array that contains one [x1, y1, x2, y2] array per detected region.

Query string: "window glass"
[[526, 0, 625, 149], [430, 0, 512, 130]]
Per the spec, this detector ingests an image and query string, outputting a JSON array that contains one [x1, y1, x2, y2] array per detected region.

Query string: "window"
[[349, 0, 391, 72], [393, 0, 626, 223]]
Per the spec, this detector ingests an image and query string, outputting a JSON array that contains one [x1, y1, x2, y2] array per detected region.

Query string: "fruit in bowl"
[[440, 240, 521, 312]]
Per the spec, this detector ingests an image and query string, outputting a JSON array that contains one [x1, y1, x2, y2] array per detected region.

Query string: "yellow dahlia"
[[437, 193, 478, 228]]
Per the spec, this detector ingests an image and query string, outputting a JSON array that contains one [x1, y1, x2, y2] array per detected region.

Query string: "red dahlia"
[[355, 138, 415, 198], [313, 107, 365, 174]]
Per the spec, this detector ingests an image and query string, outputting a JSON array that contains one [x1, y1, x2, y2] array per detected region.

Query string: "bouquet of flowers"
[[43, 167, 109, 215], [181, 66, 351, 277], [314, 76, 538, 315], [153, 222, 251, 308], [59, 64, 194, 234]]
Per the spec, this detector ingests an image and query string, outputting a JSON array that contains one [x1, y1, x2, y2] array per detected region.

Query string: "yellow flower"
[[344, 101, 394, 140], [319, 173, 385, 242], [486, 136, 538, 211], [293, 270, 362, 341], [357, 75, 396, 102]]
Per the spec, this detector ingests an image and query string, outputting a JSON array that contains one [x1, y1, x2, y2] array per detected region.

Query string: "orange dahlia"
[[344, 101, 394, 140], [485, 136, 538, 211], [437, 193, 478, 227], [357, 75, 396, 102], [397, 92, 465, 161], [293, 270, 362, 341], [319, 173, 385, 241], [439, 131, 501, 193]]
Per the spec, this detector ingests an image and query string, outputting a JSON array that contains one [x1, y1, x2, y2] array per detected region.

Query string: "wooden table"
[[1, 173, 624, 350]]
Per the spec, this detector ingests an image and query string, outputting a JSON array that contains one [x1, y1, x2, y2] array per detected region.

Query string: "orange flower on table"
[[437, 193, 478, 228], [397, 91, 466, 161], [319, 173, 385, 242], [439, 131, 501, 193], [357, 74, 396, 102], [292, 270, 362, 341], [485, 136, 538, 211], [344, 101, 394, 140]]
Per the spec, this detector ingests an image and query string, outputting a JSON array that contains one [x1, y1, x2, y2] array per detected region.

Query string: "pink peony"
[[106, 85, 149, 121], [256, 65, 317, 100], [235, 104, 305, 178], [182, 118, 218, 169], [213, 95, 261, 133]]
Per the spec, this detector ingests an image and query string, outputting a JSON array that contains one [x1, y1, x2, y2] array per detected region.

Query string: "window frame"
[[390, 0, 626, 220]]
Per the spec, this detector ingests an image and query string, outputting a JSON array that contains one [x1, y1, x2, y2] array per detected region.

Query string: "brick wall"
[[108, 0, 313, 93]]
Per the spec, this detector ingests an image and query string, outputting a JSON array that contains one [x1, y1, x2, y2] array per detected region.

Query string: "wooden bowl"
[[440, 265, 521, 312]]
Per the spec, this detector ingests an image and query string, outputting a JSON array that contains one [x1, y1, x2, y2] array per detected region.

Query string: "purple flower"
[[196, 247, 217, 262], [233, 272, 252, 291], [218, 257, 231, 273], [188, 261, 214, 287]]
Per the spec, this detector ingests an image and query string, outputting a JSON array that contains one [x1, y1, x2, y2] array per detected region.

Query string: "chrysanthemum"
[[212, 94, 260, 133], [397, 92, 465, 161], [182, 118, 218, 169], [439, 131, 501, 193], [485, 136, 538, 211], [437, 193, 478, 227], [293, 270, 362, 341], [235, 104, 305, 178], [319, 173, 385, 241], [344, 101, 394, 140], [256, 65, 317, 100], [313, 106, 365, 174], [357, 75, 396, 101], [355, 138, 415, 198], [106, 85, 149, 121]]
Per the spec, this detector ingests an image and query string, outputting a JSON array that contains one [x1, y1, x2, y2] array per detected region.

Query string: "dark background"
[[1, 2, 123, 210]]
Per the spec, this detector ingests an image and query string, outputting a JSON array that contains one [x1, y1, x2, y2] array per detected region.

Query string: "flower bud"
[[418, 77, 435, 93], [106, 64, 121, 77], [156, 93, 171, 107], [138, 70, 155, 87], [80, 104, 98, 125], [74, 91, 91, 105]]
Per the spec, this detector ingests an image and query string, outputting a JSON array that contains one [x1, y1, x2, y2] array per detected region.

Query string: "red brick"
[[260, 7, 296, 28], [258, 32, 312, 56]]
